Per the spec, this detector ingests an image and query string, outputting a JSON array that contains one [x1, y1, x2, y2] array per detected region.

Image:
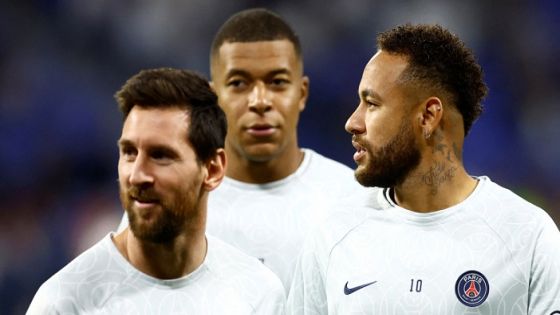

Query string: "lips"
[[129, 188, 160, 207], [245, 123, 277, 137], [132, 196, 159, 203], [351, 139, 367, 162]]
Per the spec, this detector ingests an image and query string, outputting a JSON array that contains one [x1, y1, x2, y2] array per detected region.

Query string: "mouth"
[[351, 140, 367, 162], [245, 123, 277, 137], [130, 195, 160, 209]]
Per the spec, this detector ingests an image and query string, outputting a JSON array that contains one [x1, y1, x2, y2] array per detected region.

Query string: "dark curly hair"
[[378, 24, 488, 135], [115, 68, 227, 163]]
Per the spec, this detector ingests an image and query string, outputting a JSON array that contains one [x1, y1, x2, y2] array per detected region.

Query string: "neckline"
[[107, 233, 210, 288], [221, 149, 313, 190], [382, 176, 487, 224]]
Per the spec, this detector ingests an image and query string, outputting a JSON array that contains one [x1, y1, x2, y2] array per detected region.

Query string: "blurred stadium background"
[[1, 1, 559, 313]]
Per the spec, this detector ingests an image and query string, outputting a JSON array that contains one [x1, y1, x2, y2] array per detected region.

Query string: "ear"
[[202, 148, 226, 191], [418, 97, 443, 140], [209, 80, 215, 92], [298, 76, 309, 112]]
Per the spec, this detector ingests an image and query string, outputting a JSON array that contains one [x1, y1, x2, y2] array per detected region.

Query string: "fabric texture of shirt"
[[206, 149, 374, 292], [287, 176, 560, 315], [27, 234, 286, 315]]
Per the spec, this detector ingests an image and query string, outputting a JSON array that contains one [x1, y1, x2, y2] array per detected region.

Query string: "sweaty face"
[[346, 51, 422, 188], [211, 40, 308, 162], [118, 107, 204, 243]]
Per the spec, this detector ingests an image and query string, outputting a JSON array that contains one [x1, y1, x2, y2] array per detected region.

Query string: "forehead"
[[359, 50, 409, 94], [212, 40, 301, 75], [121, 107, 190, 144]]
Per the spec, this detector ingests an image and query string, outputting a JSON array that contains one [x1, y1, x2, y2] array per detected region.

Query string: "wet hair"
[[115, 68, 227, 163], [210, 8, 302, 59], [378, 24, 488, 135]]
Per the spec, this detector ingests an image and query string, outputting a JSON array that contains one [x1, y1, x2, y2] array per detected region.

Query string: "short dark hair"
[[210, 8, 302, 59], [377, 24, 488, 135], [115, 68, 227, 163]]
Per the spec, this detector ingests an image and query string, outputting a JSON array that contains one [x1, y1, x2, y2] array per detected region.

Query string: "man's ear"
[[298, 76, 309, 112], [203, 148, 226, 191], [419, 97, 443, 140]]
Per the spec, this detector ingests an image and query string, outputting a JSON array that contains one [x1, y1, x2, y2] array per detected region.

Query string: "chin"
[[242, 145, 283, 162]]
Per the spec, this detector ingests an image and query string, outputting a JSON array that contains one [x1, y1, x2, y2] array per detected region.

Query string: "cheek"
[[117, 163, 129, 184], [221, 99, 246, 121], [363, 116, 393, 146], [277, 96, 302, 119]]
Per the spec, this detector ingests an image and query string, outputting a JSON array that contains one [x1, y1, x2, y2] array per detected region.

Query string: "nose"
[[345, 104, 365, 135], [248, 82, 272, 114], [128, 155, 154, 186]]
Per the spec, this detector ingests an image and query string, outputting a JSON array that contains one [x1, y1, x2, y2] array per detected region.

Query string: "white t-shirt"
[[27, 234, 285, 315], [287, 176, 560, 315], [206, 149, 374, 292]]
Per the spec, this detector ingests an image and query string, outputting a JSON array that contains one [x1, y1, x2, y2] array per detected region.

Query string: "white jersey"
[[206, 149, 373, 292], [27, 234, 285, 315], [287, 176, 560, 315]]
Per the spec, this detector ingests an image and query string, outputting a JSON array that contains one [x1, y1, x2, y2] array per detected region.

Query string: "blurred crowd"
[[1, 1, 559, 313]]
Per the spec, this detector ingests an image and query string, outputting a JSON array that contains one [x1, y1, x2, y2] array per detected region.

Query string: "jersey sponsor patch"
[[455, 270, 489, 307]]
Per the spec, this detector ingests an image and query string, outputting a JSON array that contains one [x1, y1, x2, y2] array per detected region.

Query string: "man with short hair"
[[287, 24, 560, 314], [206, 8, 373, 291], [28, 68, 285, 314]]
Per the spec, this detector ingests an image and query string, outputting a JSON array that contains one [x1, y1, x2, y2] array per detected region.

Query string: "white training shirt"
[[206, 149, 374, 292], [287, 176, 560, 315], [27, 234, 285, 315]]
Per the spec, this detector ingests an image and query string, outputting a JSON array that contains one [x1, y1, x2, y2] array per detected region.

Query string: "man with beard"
[[27, 68, 285, 314], [117, 8, 373, 293], [287, 24, 560, 315]]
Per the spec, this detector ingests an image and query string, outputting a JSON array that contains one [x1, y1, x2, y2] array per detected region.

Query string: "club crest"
[[455, 270, 489, 307]]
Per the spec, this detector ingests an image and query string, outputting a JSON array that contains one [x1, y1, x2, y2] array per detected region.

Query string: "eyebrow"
[[225, 68, 292, 79], [117, 139, 180, 157], [360, 89, 383, 102], [117, 139, 133, 148]]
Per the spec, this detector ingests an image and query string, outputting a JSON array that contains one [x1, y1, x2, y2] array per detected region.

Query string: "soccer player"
[[28, 68, 285, 314], [206, 8, 374, 291], [117, 8, 374, 292], [287, 24, 560, 314]]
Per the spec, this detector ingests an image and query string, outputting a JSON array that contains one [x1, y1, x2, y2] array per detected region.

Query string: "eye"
[[227, 78, 248, 90], [120, 146, 137, 161], [149, 148, 177, 164], [270, 78, 289, 90], [272, 78, 289, 86], [365, 99, 379, 108], [151, 149, 171, 160]]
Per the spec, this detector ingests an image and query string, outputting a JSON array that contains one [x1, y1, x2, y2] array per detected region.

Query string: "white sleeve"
[[287, 228, 329, 315], [26, 288, 56, 315], [528, 214, 560, 315], [26, 281, 69, 315]]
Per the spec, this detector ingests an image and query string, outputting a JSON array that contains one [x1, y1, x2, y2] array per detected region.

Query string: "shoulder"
[[27, 235, 128, 314], [467, 177, 559, 258], [473, 177, 553, 228], [302, 149, 354, 176], [298, 149, 366, 192]]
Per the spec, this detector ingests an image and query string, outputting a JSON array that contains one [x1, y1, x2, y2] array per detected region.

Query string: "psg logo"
[[455, 270, 489, 307]]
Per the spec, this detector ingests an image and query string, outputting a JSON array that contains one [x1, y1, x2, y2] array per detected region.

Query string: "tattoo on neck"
[[432, 133, 454, 162], [452, 142, 461, 161], [420, 161, 457, 195]]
